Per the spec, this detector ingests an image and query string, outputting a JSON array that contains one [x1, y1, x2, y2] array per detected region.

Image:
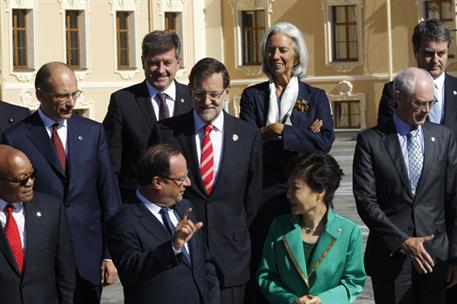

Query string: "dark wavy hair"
[[287, 152, 344, 208], [137, 144, 181, 187]]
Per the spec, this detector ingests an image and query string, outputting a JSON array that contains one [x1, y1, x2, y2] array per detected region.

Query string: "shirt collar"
[[193, 110, 224, 133], [393, 113, 422, 136], [145, 80, 176, 101], [434, 71, 445, 90], [37, 108, 68, 129], [135, 189, 166, 214], [0, 199, 22, 212]]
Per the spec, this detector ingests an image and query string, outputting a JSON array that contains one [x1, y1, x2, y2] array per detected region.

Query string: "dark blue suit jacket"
[[151, 111, 263, 288], [106, 198, 220, 304], [103, 80, 193, 200], [239, 79, 335, 185], [0, 192, 76, 304], [1, 112, 121, 285], [0, 101, 30, 134]]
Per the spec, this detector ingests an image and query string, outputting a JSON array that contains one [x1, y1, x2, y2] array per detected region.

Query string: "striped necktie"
[[200, 125, 214, 195], [407, 128, 423, 197]]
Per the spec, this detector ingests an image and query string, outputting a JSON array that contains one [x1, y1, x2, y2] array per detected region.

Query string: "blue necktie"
[[407, 129, 423, 197], [159, 208, 191, 264]]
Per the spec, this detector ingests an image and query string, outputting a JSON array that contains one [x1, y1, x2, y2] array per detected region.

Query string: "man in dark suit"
[[106, 144, 220, 304], [378, 19, 457, 139], [103, 30, 193, 201], [152, 57, 263, 304], [0, 101, 30, 134], [1, 62, 121, 304], [0, 144, 76, 304], [354, 67, 457, 304]]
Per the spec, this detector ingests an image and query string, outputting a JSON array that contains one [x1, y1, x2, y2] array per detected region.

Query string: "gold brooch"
[[294, 99, 309, 112]]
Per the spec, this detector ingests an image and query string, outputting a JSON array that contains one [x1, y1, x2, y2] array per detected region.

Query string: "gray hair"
[[141, 30, 182, 61], [393, 67, 433, 97], [260, 22, 308, 80]]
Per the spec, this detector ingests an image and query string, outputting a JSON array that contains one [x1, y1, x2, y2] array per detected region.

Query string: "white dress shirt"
[[193, 110, 224, 185], [430, 72, 445, 124], [146, 80, 176, 120], [38, 108, 68, 153], [0, 200, 26, 251]]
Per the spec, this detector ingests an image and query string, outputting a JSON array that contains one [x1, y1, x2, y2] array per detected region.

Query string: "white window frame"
[[231, 0, 272, 76], [6, 0, 36, 82], [327, 80, 366, 130], [323, 0, 364, 72]]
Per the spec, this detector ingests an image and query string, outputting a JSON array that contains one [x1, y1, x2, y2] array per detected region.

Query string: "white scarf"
[[266, 76, 299, 126]]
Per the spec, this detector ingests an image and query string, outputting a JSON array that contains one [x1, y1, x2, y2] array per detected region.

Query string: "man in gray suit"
[[354, 67, 457, 304]]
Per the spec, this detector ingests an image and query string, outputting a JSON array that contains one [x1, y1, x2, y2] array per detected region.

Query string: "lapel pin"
[[232, 134, 239, 142], [180, 98, 185, 103], [8, 118, 14, 123], [431, 137, 436, 142], [337, 227, 342, 232], [78, 136, 83, 141], [453, 90, 457, 95], [36, 211, 42, 217]]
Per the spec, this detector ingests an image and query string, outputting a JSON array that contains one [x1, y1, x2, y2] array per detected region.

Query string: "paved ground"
[[101, 134, 375, 303]]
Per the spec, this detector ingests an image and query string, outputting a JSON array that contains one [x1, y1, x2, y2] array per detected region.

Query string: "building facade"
[[1, 0, 456, 128]]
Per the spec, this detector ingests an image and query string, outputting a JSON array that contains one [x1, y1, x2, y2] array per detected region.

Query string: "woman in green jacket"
[[257, 152, 366, 304]]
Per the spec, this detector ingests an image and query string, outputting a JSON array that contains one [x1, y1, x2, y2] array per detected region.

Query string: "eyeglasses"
[[0, 172, 35, 186], [399, 91, 437, 108], [159, 171, 189, 186], [42, 89, 82, 102], [192, 89, 225, 101]]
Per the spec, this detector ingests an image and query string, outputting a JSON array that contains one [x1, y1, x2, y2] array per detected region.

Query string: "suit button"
[[408, 225, 413, 231]]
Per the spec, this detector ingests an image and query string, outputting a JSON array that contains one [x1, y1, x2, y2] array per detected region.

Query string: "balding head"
[[393, 67, 435, 127], [35, 61, 79, 121], [0, 145, 34, 203]]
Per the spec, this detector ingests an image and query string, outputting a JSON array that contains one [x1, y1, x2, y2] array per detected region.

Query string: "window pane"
[[335, 43, 348, 59], [334, 6, 346, 23], [441, 2, 452, 19], [256, 11, 265, 27], [121, 51, 128, 66], [425, 2, 440, 19], [348, 25, 357, 42], [349, 42, 358, 58], [71, 50, 79, 65], [347, 6, 357, 23], [243, 11, 253, 28], [335, 25, 347, 42], [16, 10, 26, 27]]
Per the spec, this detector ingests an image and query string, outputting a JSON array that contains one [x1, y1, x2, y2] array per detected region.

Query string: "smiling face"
[[191, 72, 229, 124], [265, 32, 298, 80], [142, 48, 180, 91], [36, 66, 78, 121], [287, 175, 325, 216], [415, 39, 448, 79]]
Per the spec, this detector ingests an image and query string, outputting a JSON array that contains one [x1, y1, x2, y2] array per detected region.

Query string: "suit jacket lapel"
[[174, 203, 192, 267], [417, 123, 437, 197], [381, 121, 413, 198], [282, 217, 309, 287], [0, 222, 21, 276], [130, 198, 171, 242], [174, 82, 189, 116], [26, 113, 65, 178], [23, 199, 43, 277], [136, 81, 157, 129]]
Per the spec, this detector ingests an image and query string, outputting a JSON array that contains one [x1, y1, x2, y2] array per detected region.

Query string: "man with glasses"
[[0, 144, 76, 304], [152, 57, 263, 304], [103, 31, 193, 202], [106, 144, 220, 304], [354, 67, 457, 304], [1, 61, 121, 304], [378, 19, 457, 140]]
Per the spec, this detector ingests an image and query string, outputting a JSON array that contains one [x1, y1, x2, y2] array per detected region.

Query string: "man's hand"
[[100, 260, 118, 286], [173, 208, 203, 250], [447, 263, 457, 288], [401, 235, 434, 273], [309, 119, 323, 133], [260, 123, 284, 142]]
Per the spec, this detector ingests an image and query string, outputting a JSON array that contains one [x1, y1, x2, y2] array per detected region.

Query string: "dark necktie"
[[200, 125, 214, 195], [159, 208, 191, 264], [407, 129, 423, 197], [4, 204, 23, 272], [156, 93, 170, 120], [52, 123, 66, 173]]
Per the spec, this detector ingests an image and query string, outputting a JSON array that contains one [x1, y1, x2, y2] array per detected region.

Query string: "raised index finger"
[[180, 207, 192, 221]]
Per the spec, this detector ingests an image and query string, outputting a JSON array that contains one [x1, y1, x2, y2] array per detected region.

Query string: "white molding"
[[322, 0, 364, 72]]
